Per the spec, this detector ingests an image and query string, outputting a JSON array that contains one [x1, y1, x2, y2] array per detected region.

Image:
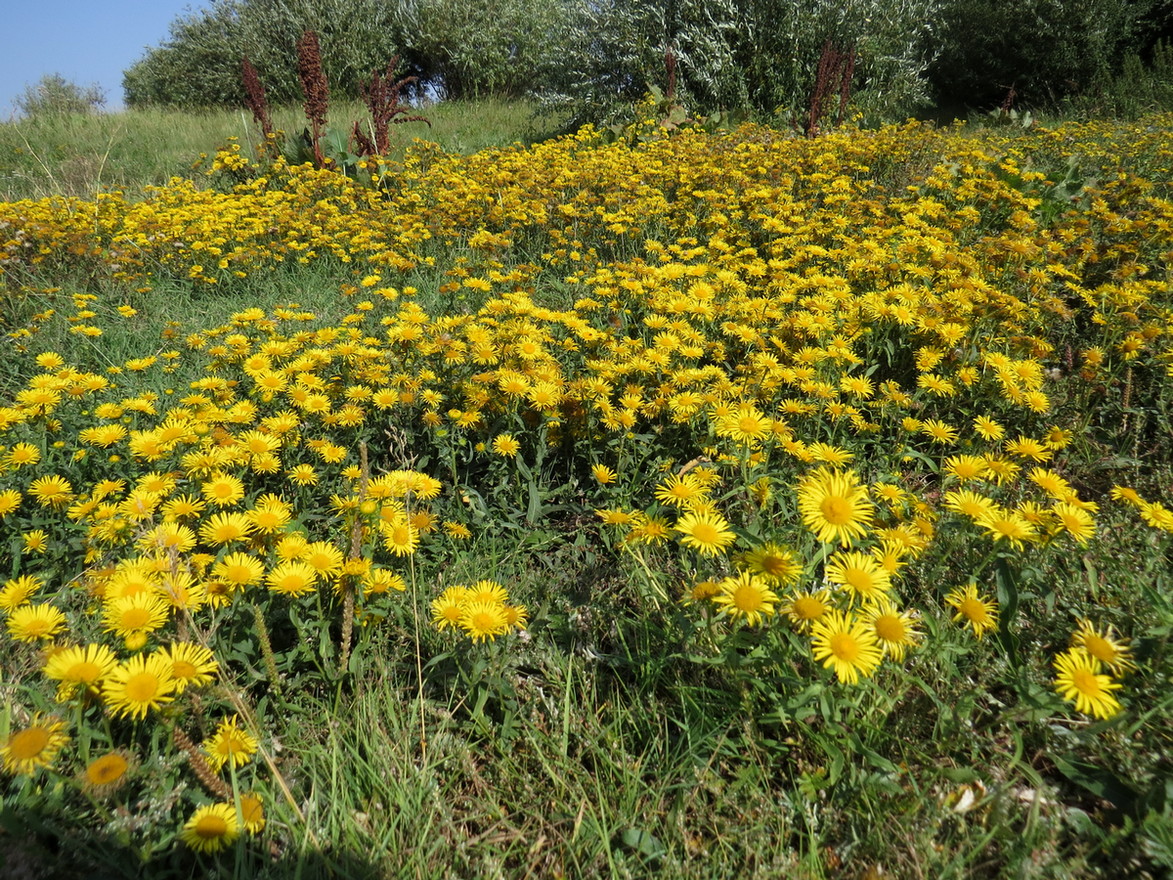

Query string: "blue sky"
[[1, 1, 207, 116]]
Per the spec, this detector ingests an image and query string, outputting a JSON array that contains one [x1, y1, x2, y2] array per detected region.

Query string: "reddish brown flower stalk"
[[297, 30, 330, 166], [358, 56, 429, 157], [806, 41, 855, 137], [241, 56, 272, 141]]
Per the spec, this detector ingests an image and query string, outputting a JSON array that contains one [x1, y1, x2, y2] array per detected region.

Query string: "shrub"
[[14, 74, 105, 118]]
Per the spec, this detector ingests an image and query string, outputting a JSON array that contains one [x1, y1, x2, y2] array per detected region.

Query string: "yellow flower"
[[202, 471, 246, 507], [102, 593, 170, 640], [944, 583, 998, 640], [431, 586, 470, 630], [977, 507, 1037, 550], [491, 433, 521, 457], [28, 475, 73, 508], [1, 714, 69, 775], [1051, 502, 1095, 545], [0, 489, 22, 516], [459, 600, 511, 642], [156, 642, 219, 693], [1052, 649, 1123, 720], [825, 550, 892, 604], [80, 750, 135, 797], [1071, 619, 1136, 675], [782, 587, 833, 633], [862, 597, 921, 661], [237, 793, 266, 834], [796, 467, 873, 547], [810, 610, 883, 684], [204, 716, 258, 771], [673, 510, 736, 556], [443, 521, 472, 539], [266, 561, 319, 595], [4, 442, 41, 468], [654, 473, 707, 508], [6, 603, 67, 642], [711, 571, 778, 626], [21, 530, 49, 554], [738, 543, 800, 585], [591, 463, 617, 485], [102, 653, 177, 719], [181, 803, 240, 853], [43, 643, 119, 697]]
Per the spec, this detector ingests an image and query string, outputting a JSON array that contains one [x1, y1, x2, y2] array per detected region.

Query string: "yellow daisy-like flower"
[[22, 530, 49, 554], [202, 471, 246, 507], [810, 610, 884, 685], [156, 642, 219, 693], [237, 793, 266, 834], [491, 433, 521, 457], [1071, 619, 1136, 675], [736, 544, 802, 586], [286, 463, 319, 485], [0, 573, 44, 612], [213, 551, 266, 587], [861, 597, 922, 662], [6, 603, 67, 642], [1, 713, 70, 775], [43, 643, 119, 697], [199, 512, 255, 545], [715, 403, 771, 444], [101, 593, 170, 641], [443, 521, 472, 539], [711, 571, 778, 626], [28, 474, 74, 508], [459, 599, 511, 642], [973, 415, 1005, 441], [944, 583, 999, 640], [977, 507, 1037, 550], [379, 516, 420, 556], [1052, 648, 1123, 720], [591, 463, 617, 485], [265, 560, 319, 596], [204, 715, 258, 772], [654, 473, 707, 508], [825, 550, 892, 605], [782, 587, 833, 633], [1051, 502, 1096, 546], [465, 579, 508, 605], [431, 585, 470, 630], [4, 442, 41, 468], [673, 510, 736, 556], [181, 803, 240, 853], [102, 653, 177, 720], [80, 750, 135, 797], [0, 488, 22, 516], [796, 467, 874, 547]]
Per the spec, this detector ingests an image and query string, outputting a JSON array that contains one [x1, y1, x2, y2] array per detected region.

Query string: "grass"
[[0, 98, 564, 201], [1, 107, 1172, 878]]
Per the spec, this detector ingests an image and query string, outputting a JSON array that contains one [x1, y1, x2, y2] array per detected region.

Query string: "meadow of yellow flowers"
[[0, 111, 1171, 869]]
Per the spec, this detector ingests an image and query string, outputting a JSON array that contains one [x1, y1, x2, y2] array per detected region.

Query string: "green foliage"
[[123, 0, 574, 109], [1067, 39, 1173, 118], [14, 74, 105, 118], [535, 0, 940, 128], [123, 0, 408, 109], [929, 0, 1155, 113]]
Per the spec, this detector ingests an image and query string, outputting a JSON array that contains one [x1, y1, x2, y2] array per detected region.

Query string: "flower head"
[[797, 467, 873, 547]]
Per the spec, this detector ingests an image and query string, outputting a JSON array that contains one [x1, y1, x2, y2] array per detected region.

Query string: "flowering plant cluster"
[[0, 111, 1170, 861]]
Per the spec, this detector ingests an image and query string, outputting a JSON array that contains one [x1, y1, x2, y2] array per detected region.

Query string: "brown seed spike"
[[296, 30, 330, 167]]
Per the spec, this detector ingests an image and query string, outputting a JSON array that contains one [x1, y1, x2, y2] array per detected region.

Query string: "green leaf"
[[1051, 754, 1137, 813], [619, 827, 665, 860]]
